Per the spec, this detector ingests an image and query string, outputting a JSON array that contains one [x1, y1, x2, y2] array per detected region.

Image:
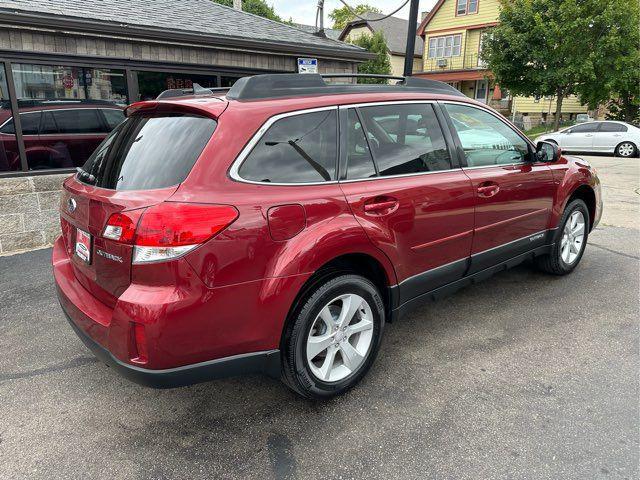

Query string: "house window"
[[428, 35, 462, 58], [457, 0, 478, 15]]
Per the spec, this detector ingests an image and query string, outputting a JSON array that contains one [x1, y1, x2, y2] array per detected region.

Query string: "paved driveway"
[[0, 157, 638, 480]]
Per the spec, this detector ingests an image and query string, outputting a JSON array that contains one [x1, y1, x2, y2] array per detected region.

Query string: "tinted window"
[[569, 123, 599, 133], [238, 110, 337, 183], [445, 103, 530, 167], [358, 103, 451, 176], [599, 122, 627, 133], [81, 113, 216, 190], [40, 112, 58, 134], [53, 109, 104, 134], [102, 109, 125, 129], [1, 112, 41, 135], [345, 109, 376, 180]]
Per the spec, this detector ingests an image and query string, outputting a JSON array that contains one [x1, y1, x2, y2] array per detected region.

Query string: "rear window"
[[80, 113, 216, 190]]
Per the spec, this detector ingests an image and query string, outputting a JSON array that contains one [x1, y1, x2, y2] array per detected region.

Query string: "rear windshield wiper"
[[76, 167, 96, 185]]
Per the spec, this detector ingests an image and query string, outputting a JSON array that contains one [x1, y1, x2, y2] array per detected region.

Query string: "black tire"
[[615, 141, 638, 158], [536, 199, 590, 275], [280, 274, 385, 400]]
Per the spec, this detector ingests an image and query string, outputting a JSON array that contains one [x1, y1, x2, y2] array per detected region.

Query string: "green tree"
[[482, 0, 639, 130], [574, 0, 640, 124], [212, 0, 284, 23], [329, 4, 381, 30], [350, 31, 392, 84]]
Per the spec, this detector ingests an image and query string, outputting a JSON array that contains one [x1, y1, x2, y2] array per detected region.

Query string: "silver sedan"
[[536, 121, 640, 157]]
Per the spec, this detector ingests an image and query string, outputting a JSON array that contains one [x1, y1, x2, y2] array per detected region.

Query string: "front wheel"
[[281, 274, 385, 400], [536, 199, 589, 275], [616, 141, 637, 158]]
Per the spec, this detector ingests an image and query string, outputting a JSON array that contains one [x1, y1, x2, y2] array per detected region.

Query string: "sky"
[[270, 0, 439, 27]]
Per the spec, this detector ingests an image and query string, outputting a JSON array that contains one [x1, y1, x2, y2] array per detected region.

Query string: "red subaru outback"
[[53, 74, 602, 399]]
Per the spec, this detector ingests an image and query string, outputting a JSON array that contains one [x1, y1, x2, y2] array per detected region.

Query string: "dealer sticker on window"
[[75, 228, 92, 263]]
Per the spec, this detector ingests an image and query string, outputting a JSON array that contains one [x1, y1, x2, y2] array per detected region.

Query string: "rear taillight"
[[103, 202, 238, 264]]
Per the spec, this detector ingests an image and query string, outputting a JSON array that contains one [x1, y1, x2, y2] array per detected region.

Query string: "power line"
[[336, 0, 412, 22]]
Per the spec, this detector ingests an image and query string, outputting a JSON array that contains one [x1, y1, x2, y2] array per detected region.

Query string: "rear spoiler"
[[125, 99, 227, 119], [155, 83, 231, 100]]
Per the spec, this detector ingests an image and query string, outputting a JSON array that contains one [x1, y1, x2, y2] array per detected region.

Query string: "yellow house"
[[416, 0, 589, 124], [340, 13, 423, 77]]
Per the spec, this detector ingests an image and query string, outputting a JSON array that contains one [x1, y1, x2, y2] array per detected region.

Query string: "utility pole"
[[403, 0, 420, 77]]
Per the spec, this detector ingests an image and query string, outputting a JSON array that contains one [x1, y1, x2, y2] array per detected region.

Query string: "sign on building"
[[297, 58, 318, 74]]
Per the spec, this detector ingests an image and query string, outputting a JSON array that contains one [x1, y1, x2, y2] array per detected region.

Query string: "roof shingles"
[[0, 0, 363, 53]]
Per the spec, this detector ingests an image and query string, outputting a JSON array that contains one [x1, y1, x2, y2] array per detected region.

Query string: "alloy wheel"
[[560, 210, 586, 265], [306, 293, 374, 382], [617, 142, 635, 157]]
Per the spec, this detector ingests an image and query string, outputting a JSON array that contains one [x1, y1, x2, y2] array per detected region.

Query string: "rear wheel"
[[281, 274, 384, 400], [616, 141, 637, 158], [536, 199, 589, 275]]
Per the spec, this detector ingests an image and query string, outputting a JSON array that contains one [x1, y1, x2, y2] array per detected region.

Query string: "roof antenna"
[[314, 0, 327, 37]]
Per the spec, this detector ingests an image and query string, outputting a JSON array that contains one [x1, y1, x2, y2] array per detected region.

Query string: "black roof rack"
[[226, 73, 465, 101], [156, 83, 231, 100]]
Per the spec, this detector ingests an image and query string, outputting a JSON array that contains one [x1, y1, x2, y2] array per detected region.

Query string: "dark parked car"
[[0, 100, 125, 171], [54, 74, 602, 399]]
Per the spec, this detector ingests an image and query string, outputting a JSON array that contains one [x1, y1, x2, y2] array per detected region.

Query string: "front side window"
[[428, 35, 462, 58], [238, 110, 338, 183], [357, 103, 452, 176], [445, 103, 530, 167], [569, 123, 599, 133]]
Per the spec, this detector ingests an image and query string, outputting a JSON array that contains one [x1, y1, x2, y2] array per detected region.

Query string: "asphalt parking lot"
[[0, 156, 638, 480]]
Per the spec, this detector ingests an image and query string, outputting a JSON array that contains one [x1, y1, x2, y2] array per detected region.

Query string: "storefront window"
[[0, 65, 20, 172], [9, 63, 127, 170], [136, 71, 219, 100]]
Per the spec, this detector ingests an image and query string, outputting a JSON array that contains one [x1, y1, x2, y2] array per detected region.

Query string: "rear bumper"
[[53, 235, 288, 388], [59, 301, 280, 388]]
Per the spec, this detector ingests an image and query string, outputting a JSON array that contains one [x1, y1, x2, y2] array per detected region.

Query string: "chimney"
[[421, 10, 430, 21], [233, 0, 242, 10]]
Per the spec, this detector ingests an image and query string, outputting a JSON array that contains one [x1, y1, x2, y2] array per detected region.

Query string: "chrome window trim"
[[228, 99, 532, 186], [228, 105, 340, 186]]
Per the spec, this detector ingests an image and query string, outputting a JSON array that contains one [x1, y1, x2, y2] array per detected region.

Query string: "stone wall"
[[0, 174, 68, 254]]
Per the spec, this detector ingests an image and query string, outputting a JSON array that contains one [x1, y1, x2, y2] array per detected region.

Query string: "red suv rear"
[[53, 74, 602, 399]]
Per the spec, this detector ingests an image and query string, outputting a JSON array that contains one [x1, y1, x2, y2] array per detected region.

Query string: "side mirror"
[[536, 141, 561, 162]]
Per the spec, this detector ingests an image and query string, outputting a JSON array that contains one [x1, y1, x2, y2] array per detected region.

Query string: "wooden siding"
[[513, 95, 588, 114], [0, 26, 358, 73], [426, 0, 500, 33]]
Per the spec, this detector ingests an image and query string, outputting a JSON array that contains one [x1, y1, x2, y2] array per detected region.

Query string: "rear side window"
[[238, 109, 338, 183], [357, 103, 452, 176], [80, 113, 216, 190], [345, 109, 376, 180], [1, 112, 41, 135], [599, 122, 627, 132]]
